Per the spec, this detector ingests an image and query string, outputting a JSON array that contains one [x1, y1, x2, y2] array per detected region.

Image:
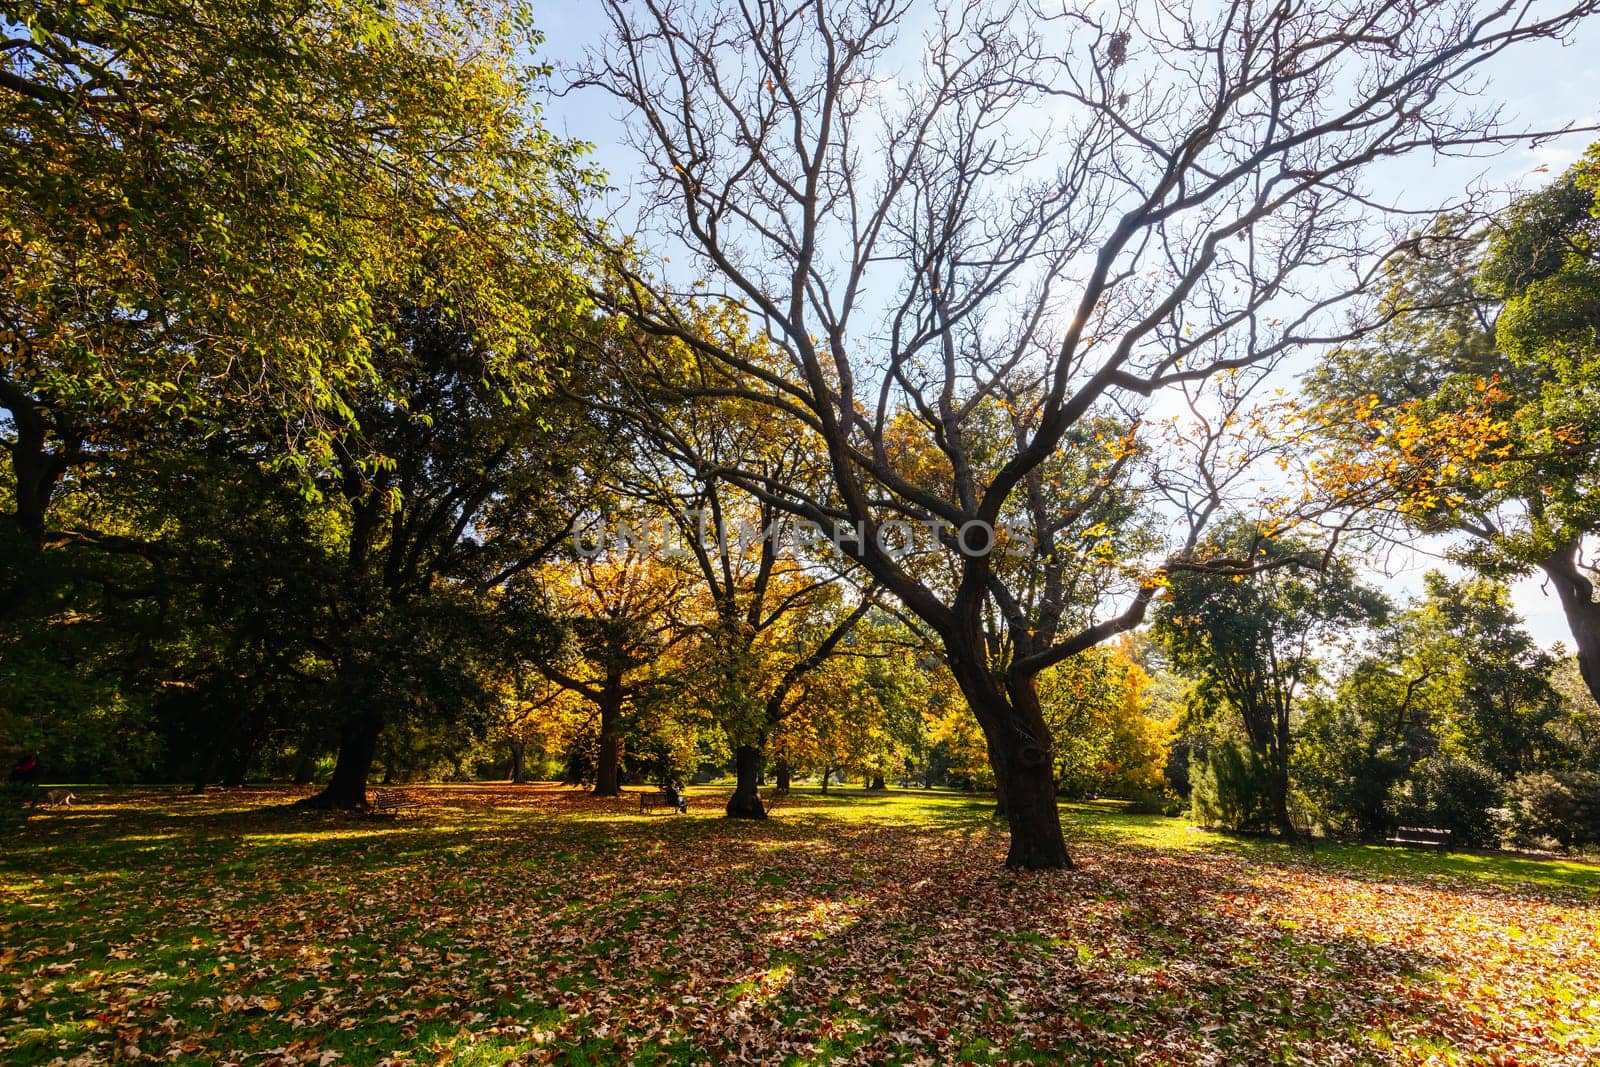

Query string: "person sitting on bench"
[[663, 779, 688, 814], [8, 753, 39, 785]]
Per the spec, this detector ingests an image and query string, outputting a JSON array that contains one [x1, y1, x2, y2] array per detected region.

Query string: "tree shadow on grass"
[[5, 788, 1597, 1065], [3, 784, 864, 884], [750, 841, 1459, 1064]]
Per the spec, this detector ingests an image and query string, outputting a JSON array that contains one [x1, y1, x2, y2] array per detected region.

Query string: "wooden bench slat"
[[638, 790, 687, 813], [370, 789, 422, 813], [1384, 825, 1451, 850]]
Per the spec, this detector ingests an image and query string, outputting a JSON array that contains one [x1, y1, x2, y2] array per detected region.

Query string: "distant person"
[[8, 753, 39, 785], [664, 779, 688, 814]]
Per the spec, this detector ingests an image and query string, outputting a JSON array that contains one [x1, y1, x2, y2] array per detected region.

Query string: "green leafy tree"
[[1414, 574, 1560, 777], [1391, 755, 1505, 848], [279, 287, 604, 808], [2, 0, 602, 803], [1308, 148, 1600, 704], [1297, 659, 1435, 838], [1190, 740, 1274, 833], [1298, 572, 1561, 835], [1, 0, 591, 551], [1506, 771, 1600, 850], [0, 428, 339, 787], [1155, 520, 1387, 837], [1546, 657, 1600, 771]]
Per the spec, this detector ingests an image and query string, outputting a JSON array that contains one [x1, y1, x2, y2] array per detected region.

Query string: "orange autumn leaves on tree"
[[521, 549, 705, 792], [1304, 379, 1560, 525], [916, 637, 1171, 798], [762, 614, 927, 788], [1038, 639, 1173, 798], [1302, 165, 1600, 554]]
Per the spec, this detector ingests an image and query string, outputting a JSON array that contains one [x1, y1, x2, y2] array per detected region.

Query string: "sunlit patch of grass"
[[239, 827, 409, 846], [1310, 840, 1600, 896]]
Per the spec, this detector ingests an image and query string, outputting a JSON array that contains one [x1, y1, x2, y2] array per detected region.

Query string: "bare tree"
[[576, 0, 1599, 868]]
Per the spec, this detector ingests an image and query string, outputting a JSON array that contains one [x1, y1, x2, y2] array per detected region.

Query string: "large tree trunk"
[[297, 712, 382, 809], [981, 725, 1010, 818], [1268, 757, 1296, 839], [2, 392, 73, 548], [991, 740, 1071, 868], [1540, 539, 1600, 706], [594, 688, 623, 797], [950, 654, 1073, 869], [0, 400, 73, 621], [509, 741, 527, 784], [775, 759, 791, 793], [1271, 711, 1298, 840], [726, 743, 767, 819], [13, 450, 61, 547]]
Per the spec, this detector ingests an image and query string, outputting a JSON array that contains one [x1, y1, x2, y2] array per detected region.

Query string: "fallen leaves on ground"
[[1, 786, 1596, 1065]]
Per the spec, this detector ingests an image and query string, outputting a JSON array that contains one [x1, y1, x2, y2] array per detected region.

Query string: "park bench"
[[639, 790, 688, 814], [1385, 826, 1451, 851], [370, 788, 423, 816]]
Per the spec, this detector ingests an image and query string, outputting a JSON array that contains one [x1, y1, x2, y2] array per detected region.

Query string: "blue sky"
[[528, 1, 1600, 649]]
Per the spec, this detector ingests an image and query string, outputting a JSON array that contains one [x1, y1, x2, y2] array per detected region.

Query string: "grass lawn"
[[2, 785, 1597, 1065]]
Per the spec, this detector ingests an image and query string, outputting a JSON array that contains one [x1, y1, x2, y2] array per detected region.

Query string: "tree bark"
[[985, 718, 1072, 868], [1268, 758, 1296, 839], [563, 747, 588, 786], [819, 765, 830, 795], [1271, 709, 1297, 839], [726, 743, 767, 818], [980, 724, 1010, 818], [950, 654, 1073, 869], [13, 446, 62, 546], [775, 759, 791, 793], [992, 742, 1071, 868], [1, 386, 74, 548], [869, 773, 885, 790], [297, 712, 382, 809], [594, 687, 623, 796], [1540, 539, 1600, 706], [0, 394, 76, 621], [509, 741, 527, 784]]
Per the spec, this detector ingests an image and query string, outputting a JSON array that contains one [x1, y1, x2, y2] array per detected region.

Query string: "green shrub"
[[1390, 756, 1504, 848], [1190, 741, 1272, 831], [1508, 771, 1600, 850], [1124, 786, 1183, 817]]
